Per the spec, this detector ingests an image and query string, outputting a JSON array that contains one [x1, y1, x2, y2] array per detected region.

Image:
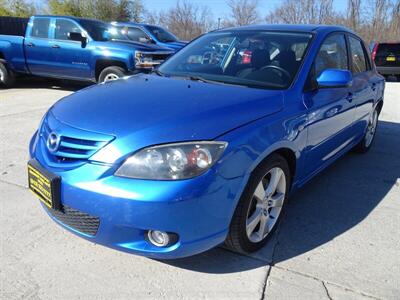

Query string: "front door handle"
[[346, 93, 353, 103], [26, 42, 35, 47], [52, 44, 60, 49]]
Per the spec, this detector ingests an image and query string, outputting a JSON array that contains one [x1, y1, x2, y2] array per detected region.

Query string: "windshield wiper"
[[187, 75, 212, 83]]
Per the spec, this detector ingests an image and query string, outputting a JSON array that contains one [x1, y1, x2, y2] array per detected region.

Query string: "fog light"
[[147, 230, 170, 247]]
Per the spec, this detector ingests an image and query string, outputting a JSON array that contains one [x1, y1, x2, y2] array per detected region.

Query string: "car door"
[[49, 18, 91, 79], [24, 17, 53, 75], [303, 33, 356, 176], [347, 35, 376, 138]]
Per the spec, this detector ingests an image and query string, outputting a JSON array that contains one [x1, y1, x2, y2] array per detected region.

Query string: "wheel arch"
[[246, 143, 298, 186], [375, 99, 384, 115], [95, 59, 128, 81]]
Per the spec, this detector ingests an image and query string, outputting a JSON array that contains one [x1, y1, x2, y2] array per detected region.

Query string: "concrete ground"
[[0, 78, 399, 300]]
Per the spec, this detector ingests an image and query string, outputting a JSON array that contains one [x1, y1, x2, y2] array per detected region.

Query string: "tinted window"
[[55, 19, 82, 40], [376, 43, 400, 55], [78, 19, 110, 41], [127, 27, 148, 42], [30, 18, 50, 38], [145, 25, 178, 43], [159, 31, 312, 90], [315, 34, 348, 77], [349, 36, 367, 74]]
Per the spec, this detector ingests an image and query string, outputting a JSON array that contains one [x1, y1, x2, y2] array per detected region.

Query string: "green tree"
[[47, 0, 86, 17], [0, 0, 12, 16], [47, 0, 144, 22], [10, 0, 36, 17]]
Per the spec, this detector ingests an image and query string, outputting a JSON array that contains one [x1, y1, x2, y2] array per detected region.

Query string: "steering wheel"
[[259, 65, 291, 80]]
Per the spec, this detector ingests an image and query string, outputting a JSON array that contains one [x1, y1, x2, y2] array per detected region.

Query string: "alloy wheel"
[[365, 110, 378, 147], [104, 73, 120, 82], [246, 167, 286, 243]]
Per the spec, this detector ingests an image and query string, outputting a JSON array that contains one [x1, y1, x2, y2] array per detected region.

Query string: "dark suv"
[[371, 42, 400, 80]]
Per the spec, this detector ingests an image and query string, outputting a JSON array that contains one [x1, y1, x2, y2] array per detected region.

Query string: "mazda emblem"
[[46, 132, 60, 153]]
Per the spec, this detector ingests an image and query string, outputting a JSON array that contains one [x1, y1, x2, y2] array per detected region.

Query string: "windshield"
[[78, 20, 126, 42], [145, 25, 178, 43], [158, 30, 312, 89]]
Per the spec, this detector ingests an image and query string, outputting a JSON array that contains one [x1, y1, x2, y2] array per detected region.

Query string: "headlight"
[[135, 51, 154, 67], [115, 141, 227, 180]]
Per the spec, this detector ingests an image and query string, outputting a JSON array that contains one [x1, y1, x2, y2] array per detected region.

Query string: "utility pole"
[[217, 17, 221, 29]]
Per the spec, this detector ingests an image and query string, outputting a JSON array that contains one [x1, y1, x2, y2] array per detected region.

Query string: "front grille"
[[42, 121, 113, 163], [48, 204, 100, 236]]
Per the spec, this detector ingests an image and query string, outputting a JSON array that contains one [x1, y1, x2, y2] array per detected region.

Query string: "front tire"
[[0, 62, 15, 88], [98, 66, 127, 83], [354, 107, 379, 153], [225, 154, 291, 253]]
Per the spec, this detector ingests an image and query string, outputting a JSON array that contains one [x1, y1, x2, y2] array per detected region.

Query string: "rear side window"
[[30, 18, 50, 38], [127, 27, 148, 42], [55, 19, 82, 40], [349, 36, 367, 74], [315, 34, 348, 77]]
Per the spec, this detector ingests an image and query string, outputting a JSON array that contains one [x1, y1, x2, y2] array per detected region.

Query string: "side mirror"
[[68, 32, 87, 47], [317, 69, 352, 89]]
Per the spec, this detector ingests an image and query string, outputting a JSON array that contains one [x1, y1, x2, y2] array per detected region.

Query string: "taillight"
[[371, 43, 379, 61]]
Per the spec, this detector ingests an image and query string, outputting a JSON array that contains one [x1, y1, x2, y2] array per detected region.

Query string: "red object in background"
[[242, 50, 252, 64], [371, 43, 379, 61]]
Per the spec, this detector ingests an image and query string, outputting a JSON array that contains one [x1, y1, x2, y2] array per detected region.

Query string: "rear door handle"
[[346, 93, 353, 103], [371, 83, 377, 91], [52, 44, 60, 49], [26, 42, 35, 47]]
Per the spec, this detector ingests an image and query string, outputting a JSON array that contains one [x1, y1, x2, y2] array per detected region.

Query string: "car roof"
[[217, 24, 353, 34], [110, 22, 163, 28], [32, 15, 106, 24]]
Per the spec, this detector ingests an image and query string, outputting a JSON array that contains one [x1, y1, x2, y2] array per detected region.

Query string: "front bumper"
[[29, 133, 244, 259]]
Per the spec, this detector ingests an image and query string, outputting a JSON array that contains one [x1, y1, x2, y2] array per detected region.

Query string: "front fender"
[[216, 110, 307, 181], [90, 47, 135, 77]]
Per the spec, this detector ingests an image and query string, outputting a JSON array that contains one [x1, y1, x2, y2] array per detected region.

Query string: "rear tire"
[[354, 107, 379, 153], [225, 154, 291, 253], [0, 62, 15, 88], [98, 66, 127, 83]]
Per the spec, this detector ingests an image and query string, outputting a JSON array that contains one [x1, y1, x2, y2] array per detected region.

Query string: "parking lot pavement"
[[1, 79, 399, 299]]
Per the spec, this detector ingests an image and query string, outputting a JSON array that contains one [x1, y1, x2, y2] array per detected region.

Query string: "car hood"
[[49, 74, 283, 163], [160, 41, 187, 50]]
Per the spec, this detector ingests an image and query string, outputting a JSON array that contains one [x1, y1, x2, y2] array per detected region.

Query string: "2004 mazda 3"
[[28, 25, 384, 258]]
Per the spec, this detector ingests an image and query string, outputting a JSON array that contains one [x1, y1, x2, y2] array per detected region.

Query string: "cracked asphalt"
[[1, 78, 399, 299]]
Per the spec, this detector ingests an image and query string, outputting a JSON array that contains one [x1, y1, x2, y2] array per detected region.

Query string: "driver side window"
[[55, 19, 82, 41], [315, 34, 349, 78]]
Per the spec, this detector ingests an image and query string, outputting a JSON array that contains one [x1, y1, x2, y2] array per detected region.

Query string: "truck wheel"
[[98, 66, 127, 83], [0, 62, 15, 88]]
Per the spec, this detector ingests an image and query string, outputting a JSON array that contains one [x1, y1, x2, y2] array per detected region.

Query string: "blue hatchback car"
[[28, 25, 384, 259]]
